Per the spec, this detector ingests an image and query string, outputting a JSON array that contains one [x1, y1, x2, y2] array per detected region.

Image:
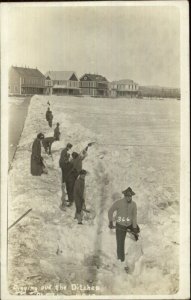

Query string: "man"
[[73, 169, 87, 224], [71, 149, 87, 179], [59, 143, 73, 207], [54, 123, 61, 141], [108, 187, 139, 269], [46, 107, 53, 128], [62, 144, 90, 207], [71, 142, 94, 179], [31, 133, 45, 176], [42, 136, 56, 155]]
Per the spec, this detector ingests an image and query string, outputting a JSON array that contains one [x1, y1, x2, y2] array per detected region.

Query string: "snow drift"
[[8, 95, 180, 296]]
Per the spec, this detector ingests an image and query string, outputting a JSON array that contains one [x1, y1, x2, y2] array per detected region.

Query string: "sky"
[[3, 4, 180, 88]]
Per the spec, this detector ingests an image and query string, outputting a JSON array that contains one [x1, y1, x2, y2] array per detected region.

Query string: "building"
[[9, 66, 46, 96], [80, 74, 108, 97], [138, 86, 181, 99], [109, 79, 139, 98], [45, 71, 80, 95]]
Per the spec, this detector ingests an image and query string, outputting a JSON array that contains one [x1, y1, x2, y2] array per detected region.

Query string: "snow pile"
[[8, 95, 179, 296]]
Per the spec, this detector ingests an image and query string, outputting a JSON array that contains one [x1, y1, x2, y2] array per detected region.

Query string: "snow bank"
[[8, 95, 179, 296]]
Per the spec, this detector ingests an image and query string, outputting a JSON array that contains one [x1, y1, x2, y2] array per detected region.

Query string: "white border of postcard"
[[1, 1, 190, 300]]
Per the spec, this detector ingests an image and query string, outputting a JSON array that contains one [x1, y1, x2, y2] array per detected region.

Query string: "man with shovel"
[[108, 187, 140, 271]]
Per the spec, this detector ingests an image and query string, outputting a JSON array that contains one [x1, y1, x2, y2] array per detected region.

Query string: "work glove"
[[131, 227, 139, 241], [108, 221, 114, 229], [131, 227, 139, 234]]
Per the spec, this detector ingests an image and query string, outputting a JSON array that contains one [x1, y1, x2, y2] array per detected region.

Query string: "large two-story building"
[[109, 79, 139, 98], [45, 71, 80, 95], [9, 66, 46, 96], [80, 74, 108, 97]]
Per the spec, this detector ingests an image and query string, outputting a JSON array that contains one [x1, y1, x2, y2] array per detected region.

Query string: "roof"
[[111, 79, 138, 85], [45, 71, 78, 81], [12, 66, 45, 78], [80, 74, 108, 82]]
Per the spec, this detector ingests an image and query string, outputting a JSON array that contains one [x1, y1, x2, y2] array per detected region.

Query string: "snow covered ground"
[[8, 95, 180, 296]]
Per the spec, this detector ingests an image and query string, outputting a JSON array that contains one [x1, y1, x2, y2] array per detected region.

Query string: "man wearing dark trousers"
[[59, 143, 73, 208], [73, 169, 87, 224], [108, 187, 139, 270]]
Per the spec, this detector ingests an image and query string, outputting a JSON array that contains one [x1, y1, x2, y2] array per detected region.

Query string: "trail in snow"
[[8, 95, 179, 295]]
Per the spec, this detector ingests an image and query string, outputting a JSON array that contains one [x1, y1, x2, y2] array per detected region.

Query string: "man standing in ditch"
[[108, 187, 139, 271]]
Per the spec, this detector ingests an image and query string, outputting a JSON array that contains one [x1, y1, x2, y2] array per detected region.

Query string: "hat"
[[57, 122, 60, 126], [79, 169, 87, 175], [122, 187, 135, 196], [66, 143, 73, 149], [37, 133, 44, 139]]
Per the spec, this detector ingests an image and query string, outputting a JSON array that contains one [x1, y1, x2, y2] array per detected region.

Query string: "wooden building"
[[109, 79, 139, 98], [80, 74, 108, 97], [45, 71, 80, 95], [9, 66, 46, 96]]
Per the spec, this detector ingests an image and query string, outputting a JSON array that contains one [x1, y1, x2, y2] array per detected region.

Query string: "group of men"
[[59, 141, 96, 223], [30, 104, 140, 270], [30, 106, 91, 225]]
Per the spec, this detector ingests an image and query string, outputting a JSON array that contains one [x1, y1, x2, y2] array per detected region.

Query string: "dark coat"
[[59, 148, 70, 167], [71, 151, 87, 178], [73, 177, 85, 213], [59, 148, 71, 183], [46, 110, 53, 121], [31, 138, 44, 176], [54, 126, 60, 141], [61, 161, 73, 183]]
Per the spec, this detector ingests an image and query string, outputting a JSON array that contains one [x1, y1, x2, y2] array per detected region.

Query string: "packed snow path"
[[8, 95, 180, 295]]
